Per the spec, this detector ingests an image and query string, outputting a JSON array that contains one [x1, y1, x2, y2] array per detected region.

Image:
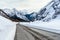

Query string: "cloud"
[[0, 0, 52, 12]]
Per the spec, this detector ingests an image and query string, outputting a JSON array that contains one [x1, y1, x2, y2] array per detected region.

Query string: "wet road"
[[14, 24, 60, 40], [14, 24, 35, 40]]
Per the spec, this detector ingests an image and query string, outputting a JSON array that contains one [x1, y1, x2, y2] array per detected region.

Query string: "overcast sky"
[[0, 0, 52, 12]]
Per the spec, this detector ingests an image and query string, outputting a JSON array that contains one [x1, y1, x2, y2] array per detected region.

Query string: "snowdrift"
[[20, 19, 60, 34], [0, 16, 16, 40]]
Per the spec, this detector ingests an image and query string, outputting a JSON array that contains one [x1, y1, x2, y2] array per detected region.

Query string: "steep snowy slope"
[[25, 0, 60, 21], [37, 0, 60, 21], [3, 9, 13, 17], [3, 8, 29, 22], [0, 15, 16, 40]]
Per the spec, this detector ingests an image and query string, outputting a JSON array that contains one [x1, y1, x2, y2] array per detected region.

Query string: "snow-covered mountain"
[[1, 0, 60, 22], [25, 0, 60, 22], [23, 0, 60, 22], [36, 0, 60, 22], [2, 8, 29, 22], [25, 12, 37, 21], [20, 0, 60, 34]]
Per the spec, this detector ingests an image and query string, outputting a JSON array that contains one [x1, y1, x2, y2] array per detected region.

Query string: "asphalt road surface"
[[14, 24, 60, 40]]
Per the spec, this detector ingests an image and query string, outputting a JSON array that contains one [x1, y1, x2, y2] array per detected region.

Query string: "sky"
[[0, 0, 52, 12]]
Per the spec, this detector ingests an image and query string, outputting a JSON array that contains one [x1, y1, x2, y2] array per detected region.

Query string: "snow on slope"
[[3, 9, 14, 17], [20, 0, 60, 34], [3, 8, 29, 21], [35, 0, 60, 22], [20, 19, 60, 34], [0, 16, 16, 40]]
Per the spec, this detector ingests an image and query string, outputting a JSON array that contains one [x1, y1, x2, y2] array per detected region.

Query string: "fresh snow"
[[0, 16, 16, 40], [20, 0, 60, 34], [20, 19, 60, 34], [3, 8, 29, 21]]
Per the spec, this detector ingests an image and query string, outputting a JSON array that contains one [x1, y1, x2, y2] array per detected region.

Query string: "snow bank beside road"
[[0, 16, 16, 40], [20, 19, 60, 34]]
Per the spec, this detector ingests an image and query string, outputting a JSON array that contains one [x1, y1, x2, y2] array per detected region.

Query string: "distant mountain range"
[[0, 0, 60, 22]]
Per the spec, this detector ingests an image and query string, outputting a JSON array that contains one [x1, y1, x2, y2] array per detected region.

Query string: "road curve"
[[14, 24, 60, 40]]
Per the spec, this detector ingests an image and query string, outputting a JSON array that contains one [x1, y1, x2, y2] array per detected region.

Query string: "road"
[[14, 24, 60, 40]]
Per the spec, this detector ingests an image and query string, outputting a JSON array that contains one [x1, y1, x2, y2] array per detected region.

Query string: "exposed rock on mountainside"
[[0, 9, 29, 22], [1, 0, 60, 22]]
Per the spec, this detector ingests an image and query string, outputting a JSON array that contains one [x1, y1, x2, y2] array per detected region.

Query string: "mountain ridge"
[[0, 0, 60, 22]]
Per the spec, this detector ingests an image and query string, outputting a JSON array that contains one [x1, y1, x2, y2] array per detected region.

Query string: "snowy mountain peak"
[[1, 0, 60, 22], [35, 0, 60, 22], [1, 8, 30, 22]]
